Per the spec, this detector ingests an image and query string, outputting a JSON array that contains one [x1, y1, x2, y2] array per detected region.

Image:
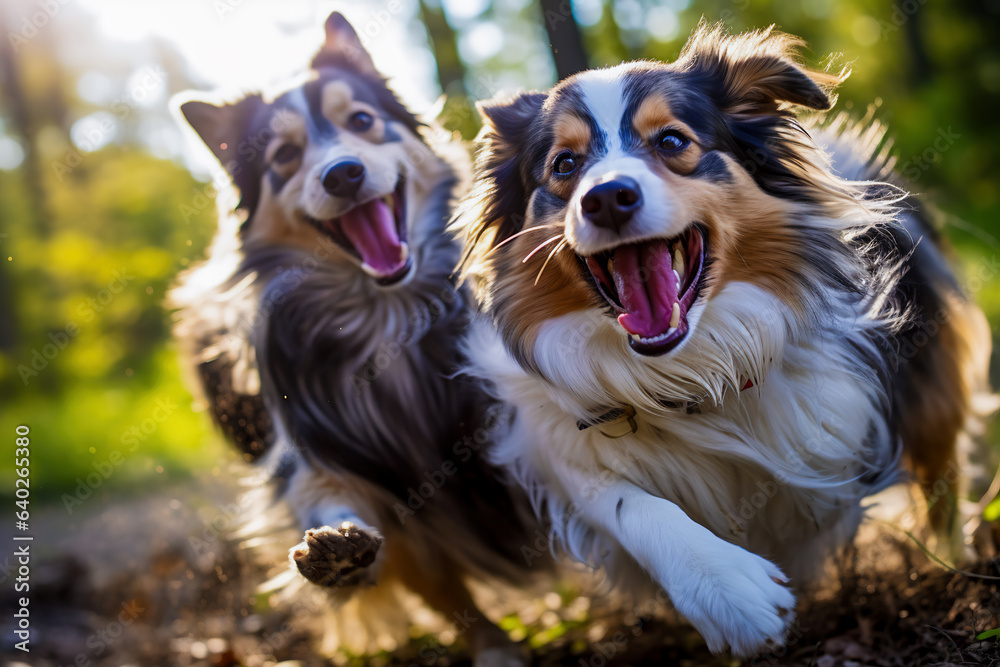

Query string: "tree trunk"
[[0, 18, 50, 235], [898, 0, 932, 86], [538, 0, 590, 80], [0, 17, 44, 351], [418, 0, 468, 98]]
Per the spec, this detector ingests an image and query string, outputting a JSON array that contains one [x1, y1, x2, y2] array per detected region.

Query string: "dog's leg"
[[281, 455, 384, 589], [386, 539, 527, 667], [559, 465, 795, 657], [290, 516, 384, 589]]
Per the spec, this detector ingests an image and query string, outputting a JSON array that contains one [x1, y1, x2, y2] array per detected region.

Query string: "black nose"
[[580, 177, 643, 232], [322, 159, 365, 198]]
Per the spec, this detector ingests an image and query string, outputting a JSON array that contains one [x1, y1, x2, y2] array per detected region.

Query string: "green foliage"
[[0, 146, 226, 500], [976, 627, 1000, 641], [984, 495, 1000, 523]]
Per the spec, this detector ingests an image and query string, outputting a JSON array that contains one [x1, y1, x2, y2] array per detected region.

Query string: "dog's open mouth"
[[306, 178, 411, 285], [583, 225, 706, 356]]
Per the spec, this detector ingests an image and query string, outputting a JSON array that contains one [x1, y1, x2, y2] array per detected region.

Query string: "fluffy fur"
[[457, 23, 992, 657], [171, 14, 543, 665]]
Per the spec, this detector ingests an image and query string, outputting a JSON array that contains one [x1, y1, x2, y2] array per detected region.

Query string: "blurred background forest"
[[1, 0, 999, 511]]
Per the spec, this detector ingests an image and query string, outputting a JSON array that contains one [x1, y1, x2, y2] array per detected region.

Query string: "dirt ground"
[[3, 480, 999, 667]]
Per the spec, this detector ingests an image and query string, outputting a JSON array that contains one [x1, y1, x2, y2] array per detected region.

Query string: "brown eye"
[[272, 143, 301, 165], [657, 129, 689, 152], [348, 110, 374, 132], [553, 151, 578, 176]]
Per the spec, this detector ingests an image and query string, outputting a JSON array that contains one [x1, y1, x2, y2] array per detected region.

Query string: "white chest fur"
[[465, 282, 900, 647]]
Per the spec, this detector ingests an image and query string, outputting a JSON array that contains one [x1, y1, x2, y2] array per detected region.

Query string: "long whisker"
[[487, 224, 561, 256], [522, 235, 563, 263], [534, 239, 568, 286]]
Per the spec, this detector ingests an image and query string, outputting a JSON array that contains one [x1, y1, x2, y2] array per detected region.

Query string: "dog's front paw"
[[667, 542, 796, 657], [290, 522, 383, 588]]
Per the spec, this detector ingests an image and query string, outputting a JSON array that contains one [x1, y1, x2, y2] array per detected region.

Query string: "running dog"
[[172, 13, 541, 665], [457, 23, 992, 657]]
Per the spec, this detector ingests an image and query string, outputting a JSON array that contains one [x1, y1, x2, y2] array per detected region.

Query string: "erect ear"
[[311, 12, 378, 77], [176, 94, 265, 213], [677, 23, 844, 114], [178, 95, 262, 167]]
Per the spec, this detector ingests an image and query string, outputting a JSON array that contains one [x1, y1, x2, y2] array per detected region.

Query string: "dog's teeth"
[[674, 248, 684, 278], [631, 328, 683, 345], [399, 241, 409, 262], [670, 302, 680, 329], [607, 257, 614, 276], [673, 269, 681, 290]]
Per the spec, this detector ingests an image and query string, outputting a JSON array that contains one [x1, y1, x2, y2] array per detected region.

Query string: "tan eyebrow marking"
[[270, 108, 306, 136], [264, 110, 306, 163], [553, 113, 591, 155], [321, 80, 353, 123], [633, 94, 676, 139], [632, 93, 701, 147], [544, 113, 592, 182]]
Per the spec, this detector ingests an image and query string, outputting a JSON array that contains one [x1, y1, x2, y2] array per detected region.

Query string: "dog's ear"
[[179, 96, 261, 165], [178, 95, 265, 213], [312, 12, 378, 78], [478, 91, 547, 144], [678, 23, 843, 114], [473, 91, 547, 236], [455, 91, 547, 275], [676, 25, 848, 201]]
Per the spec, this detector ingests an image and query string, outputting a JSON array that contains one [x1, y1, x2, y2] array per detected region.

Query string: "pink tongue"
[[339, 198, 403, 276], [614, 241, 678, 337]]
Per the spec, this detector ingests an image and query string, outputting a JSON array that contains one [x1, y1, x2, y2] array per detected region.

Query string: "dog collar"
[[576, 404, 639, 438], [577, 379, 755, 438]]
